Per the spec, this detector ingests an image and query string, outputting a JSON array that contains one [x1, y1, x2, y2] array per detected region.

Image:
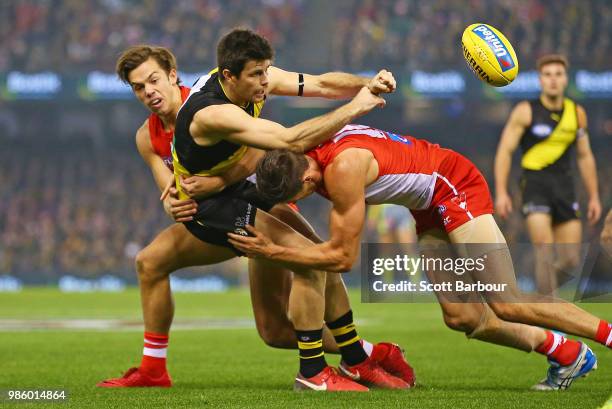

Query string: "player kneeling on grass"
[[228, 124, 611, 391]]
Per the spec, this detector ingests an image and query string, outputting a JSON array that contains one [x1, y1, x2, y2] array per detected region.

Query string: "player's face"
[[539, 63, 568, 98], [233, 59, 271, 103], [128, 58, 178, 115]]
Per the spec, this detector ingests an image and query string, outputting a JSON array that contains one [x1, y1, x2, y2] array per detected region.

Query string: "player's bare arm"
[[136, 120, 197, 222], [494, 100, 531, 219], [229, 149, 375, 272], [267, 66, 396, 98], [575, 105, 601, 225], [191, 87, 385, 152], [178, 148, 265, 199]]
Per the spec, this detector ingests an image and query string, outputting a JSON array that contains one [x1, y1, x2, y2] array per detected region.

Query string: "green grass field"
[[1, 288, 610, 408]]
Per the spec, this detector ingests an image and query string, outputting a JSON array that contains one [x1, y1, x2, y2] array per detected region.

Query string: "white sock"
[[361, 339, 374, 356]]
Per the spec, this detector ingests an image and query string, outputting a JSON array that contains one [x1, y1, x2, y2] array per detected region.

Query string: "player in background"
[[99, 39, 414, 391], [228, 124, 611, 391], [365, 205, 417, 281], [494, 54, 602, 295]]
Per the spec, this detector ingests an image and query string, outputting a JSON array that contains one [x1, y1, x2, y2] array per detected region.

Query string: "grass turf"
[[1, 288, 610, 408]]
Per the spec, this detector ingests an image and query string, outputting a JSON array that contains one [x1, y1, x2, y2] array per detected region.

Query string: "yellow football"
[[461, 23, 519, 87]]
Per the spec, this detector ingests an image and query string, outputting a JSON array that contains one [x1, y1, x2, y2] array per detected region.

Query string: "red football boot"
[[339, 357, 410, 389], [371, 342, 416, 387], [294, 366, 369, 392], [97, 367, 172, 388]]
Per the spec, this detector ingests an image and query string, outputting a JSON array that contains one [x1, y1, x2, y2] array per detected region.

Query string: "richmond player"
[[494, 54, 602, 295]]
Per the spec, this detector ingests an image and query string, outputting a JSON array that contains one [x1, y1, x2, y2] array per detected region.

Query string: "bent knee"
[[442, 309, 481, 333], [256, 319, 295, 349], [135, 248, 168, 282]]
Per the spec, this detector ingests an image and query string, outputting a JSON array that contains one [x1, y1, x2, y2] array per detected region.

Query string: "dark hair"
[[536, 54, 569, 72], [116, 45, 181, 84], [217, 28, 274, 80], [256, 150, 309, 203]]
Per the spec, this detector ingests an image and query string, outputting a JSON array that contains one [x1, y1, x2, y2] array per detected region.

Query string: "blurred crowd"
[[0, 148, 168, 280], [1, 139, 610, 279], [0, 0, 304, 72], [1, 0, 610, 73], [331, 0, 612, 70]]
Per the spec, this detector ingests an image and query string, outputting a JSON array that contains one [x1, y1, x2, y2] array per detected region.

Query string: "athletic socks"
[[296, 328, 327, 378], [140, 332, 169, 377], [361, 339, 374, 356], [535, 330, 581, 366], [595, 320, 612, 348], [327, 310, 368, 366]]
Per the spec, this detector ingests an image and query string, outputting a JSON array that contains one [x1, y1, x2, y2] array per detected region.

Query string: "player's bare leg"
[[420, 228, 546, 352], [251, 210, 408, 390], [450, 214, 605, 339], [136, 224, 236, 333], [274, 204, 414, 385], [98, 223, 237, 388], [451, 214, 606, 388], [525, 213, 557, 295], [552, 219, 582, 277]]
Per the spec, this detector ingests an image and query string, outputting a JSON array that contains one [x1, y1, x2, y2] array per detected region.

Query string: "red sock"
[[536, 331, 581, 366], [595, 320, 612, 348], [140, 332, 168, 377]]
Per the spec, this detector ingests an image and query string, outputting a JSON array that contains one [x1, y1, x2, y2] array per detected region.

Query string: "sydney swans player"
[[230, 124, 611, 391]]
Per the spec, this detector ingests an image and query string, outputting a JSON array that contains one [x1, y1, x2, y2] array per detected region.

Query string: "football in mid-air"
[[461, 23, 519, 87]]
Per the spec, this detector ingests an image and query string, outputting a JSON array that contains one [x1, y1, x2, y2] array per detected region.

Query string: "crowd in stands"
[[331, 0, 611, 70], [1, 0, 609, 73], [0, 0, 304, 73], [1, 131, 610, 280]]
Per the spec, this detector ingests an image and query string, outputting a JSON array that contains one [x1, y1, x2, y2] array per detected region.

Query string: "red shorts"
[[411, 151, 494, 235]]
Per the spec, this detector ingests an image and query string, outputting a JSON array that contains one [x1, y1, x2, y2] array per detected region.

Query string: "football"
[[461, 23, 519, 87]]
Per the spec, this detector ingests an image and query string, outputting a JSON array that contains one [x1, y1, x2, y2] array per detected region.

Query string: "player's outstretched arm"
[[196, 87, 385, 152], [494, 101, 530, 219], [228, 151, 368, 272], [267, 66, 396, 99], [575, 105, 601, 225]]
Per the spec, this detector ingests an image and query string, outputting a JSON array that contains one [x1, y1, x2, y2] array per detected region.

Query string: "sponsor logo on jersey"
[[472, 25, 515, 72], [386, 132, 412, 146], [531, 123, 553, 138], [437, 205, 447, 214]]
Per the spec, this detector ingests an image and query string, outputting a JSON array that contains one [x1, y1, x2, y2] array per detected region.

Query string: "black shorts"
[[520, 170, 580, 224], [183, 179, 276, 252]]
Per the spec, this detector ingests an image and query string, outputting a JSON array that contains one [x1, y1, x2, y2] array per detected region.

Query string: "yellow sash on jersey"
[[172, 67, 265, 200], [521, 98, 578, 170]]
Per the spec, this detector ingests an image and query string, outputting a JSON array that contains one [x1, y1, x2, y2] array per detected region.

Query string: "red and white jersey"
[[147, 85, 191, 169], [307, 124, 455, 210]]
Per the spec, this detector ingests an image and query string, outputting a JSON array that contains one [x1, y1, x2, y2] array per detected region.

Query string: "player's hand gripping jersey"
[[307, 124, 494, 234]]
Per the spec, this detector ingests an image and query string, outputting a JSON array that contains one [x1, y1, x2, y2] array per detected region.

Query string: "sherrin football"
[[461, 23, 519, 87]]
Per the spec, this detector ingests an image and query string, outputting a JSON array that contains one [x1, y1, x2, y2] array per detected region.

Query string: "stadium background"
[[0, 1, 611, 408], [1, 0, 610, 289]]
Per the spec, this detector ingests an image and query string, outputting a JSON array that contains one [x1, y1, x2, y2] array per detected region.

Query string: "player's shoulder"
[[329, 148, 372, 172], [135, 119, 153, 153], [575, 103, 588, 127], [510, 100, 532, 124], [136, 118, 150, 140]]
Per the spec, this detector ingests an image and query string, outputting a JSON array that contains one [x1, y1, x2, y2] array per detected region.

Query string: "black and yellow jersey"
[[173, 68, 265, 198], [519, 97, 580, 173]]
